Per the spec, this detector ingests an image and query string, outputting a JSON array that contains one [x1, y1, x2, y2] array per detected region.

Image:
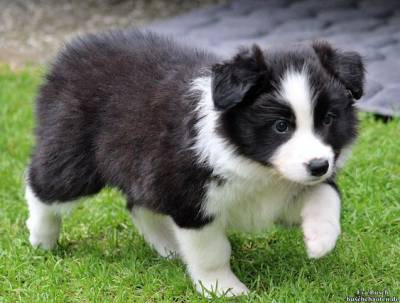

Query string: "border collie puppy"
[[26, 29, 364, 297]]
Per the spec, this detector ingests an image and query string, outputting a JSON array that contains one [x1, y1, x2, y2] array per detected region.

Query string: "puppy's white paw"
[[192, 268, 249, 298], [195, 279, 249, 298], [149, 241, 178, 259], [28, 232, 58, 250], [26, 217, 60, 250], [303, 221, 340, 259]]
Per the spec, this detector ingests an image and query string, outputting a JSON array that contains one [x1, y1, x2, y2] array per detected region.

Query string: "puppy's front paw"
[[28, 232, 58, 250], [303, 220, 340, 259], [26, 217, 60, 250], [192, 268, 249, 298]]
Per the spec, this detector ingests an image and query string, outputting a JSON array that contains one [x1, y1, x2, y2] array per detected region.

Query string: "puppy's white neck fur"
[[191, 76, 274, 181]]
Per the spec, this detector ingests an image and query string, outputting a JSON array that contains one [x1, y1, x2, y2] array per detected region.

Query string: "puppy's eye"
[[323, 112, 336, 126], [274, 120, 289, 133]]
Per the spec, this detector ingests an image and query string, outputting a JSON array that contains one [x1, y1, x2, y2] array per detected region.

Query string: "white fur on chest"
[[204, 175, 302, 232], [191, 76, 304, 232]]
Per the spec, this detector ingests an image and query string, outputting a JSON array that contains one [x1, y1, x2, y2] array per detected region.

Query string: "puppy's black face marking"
[[313, 81, 358, 159], [212, 42, 364, 183], [220, 94, 296, 165]]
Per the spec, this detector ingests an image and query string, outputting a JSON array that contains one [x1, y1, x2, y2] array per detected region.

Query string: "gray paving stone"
[[317, 9, 370, 23], [248, 7, 313, 23], [272, 19, 329, 34], [368, 60, 400, 85], [363, 79, 383, 99], [324, 19, 384, 34], [370, 24, 400, 36], [146, 0, 400, 117], [361, 35, 397, 48], [379, 44, 400, 58], [289, 0, 357, 13], [359, 0, 400, 17], [360, 86, 400, 116]]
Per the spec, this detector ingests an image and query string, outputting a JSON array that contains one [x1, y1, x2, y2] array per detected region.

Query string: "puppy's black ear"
[[211, 45, 268, 110], [313, 41, 365, 100]]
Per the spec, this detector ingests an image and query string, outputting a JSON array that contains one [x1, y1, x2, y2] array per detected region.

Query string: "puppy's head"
[[212, 41, 364, 185]]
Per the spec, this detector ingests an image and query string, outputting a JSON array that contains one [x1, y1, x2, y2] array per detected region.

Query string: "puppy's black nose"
[[307, 158, 329, 177]]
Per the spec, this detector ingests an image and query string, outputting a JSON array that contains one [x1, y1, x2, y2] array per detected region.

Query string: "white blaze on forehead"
[[271, 69, 335, 184], [278, 69, 314, 130]]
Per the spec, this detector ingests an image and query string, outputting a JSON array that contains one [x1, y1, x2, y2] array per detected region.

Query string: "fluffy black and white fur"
[[26, 29, 364, 297]]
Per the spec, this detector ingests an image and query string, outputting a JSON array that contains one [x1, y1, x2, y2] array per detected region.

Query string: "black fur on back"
[[28, 29, 218, 228]]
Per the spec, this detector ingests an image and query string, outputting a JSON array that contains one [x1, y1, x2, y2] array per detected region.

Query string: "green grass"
[[0, 65, 399, 303]]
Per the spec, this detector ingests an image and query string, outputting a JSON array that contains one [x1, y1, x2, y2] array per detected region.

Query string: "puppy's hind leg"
[[26, 184, 76, 250], [131, 207, 179, 258]]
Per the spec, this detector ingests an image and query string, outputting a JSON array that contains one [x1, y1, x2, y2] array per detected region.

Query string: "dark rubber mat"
[[149, 0, 400, 116]]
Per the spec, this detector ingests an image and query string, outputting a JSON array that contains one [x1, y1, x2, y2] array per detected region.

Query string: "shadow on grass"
[[229, 229, 346, 293], [42, 225, 350, 295]]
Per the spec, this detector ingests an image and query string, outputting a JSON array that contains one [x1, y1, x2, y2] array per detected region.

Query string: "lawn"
[[0, 65, 399, 303]]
